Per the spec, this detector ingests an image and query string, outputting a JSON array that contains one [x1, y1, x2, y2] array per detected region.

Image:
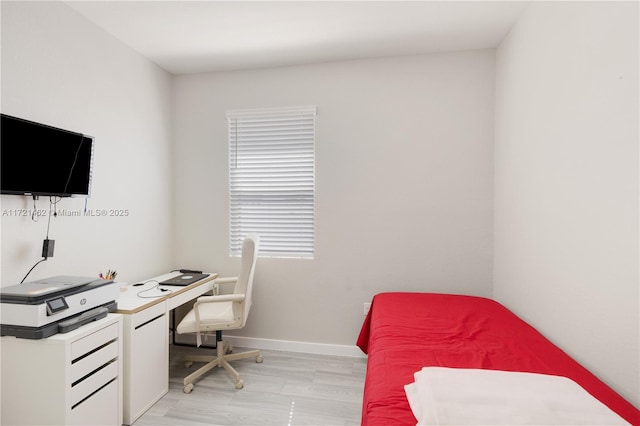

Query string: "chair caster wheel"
[[226, 345, 233, 354], [256, 355, 263, 363], [185, 361, 193, 368], [235, 380, 244, 390], [183, 383, 194, 394]]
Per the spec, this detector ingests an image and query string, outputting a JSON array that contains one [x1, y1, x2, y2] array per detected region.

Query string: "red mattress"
[[356, 292, 639, 425]]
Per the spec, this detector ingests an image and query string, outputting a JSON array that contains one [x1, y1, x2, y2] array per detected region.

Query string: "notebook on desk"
[[160, 273, 210, 286]]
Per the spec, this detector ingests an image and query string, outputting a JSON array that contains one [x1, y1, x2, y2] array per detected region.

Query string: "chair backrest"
[[234, 234, 259, 327]]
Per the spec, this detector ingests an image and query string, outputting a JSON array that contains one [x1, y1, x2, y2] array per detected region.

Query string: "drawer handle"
[[71, 378, 116, 410], [72, 359, 117, 387], [72, 339, 116, 364], [135, 314, 165, 330]]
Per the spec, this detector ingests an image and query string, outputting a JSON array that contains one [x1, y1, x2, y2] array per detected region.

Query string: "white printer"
[[0, 276, 119, 339]]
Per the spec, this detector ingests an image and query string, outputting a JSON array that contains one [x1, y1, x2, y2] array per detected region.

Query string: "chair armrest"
[[212, 277, 238, 295], [215, 277, 238, 285], [191, 293, 246, 346], [196, 293, 245, 304]]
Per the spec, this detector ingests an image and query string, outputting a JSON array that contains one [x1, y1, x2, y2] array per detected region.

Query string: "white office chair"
[[176, 235, 262, 392]]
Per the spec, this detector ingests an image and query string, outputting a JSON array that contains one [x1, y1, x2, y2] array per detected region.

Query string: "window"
[[227, 106, 316, 258]]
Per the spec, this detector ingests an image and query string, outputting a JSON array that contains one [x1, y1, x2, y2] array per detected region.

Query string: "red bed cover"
[[356, 292, 639, 425]]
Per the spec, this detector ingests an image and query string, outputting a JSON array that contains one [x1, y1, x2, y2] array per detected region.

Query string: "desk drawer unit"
[[122, 300, 169, 425], [1, 314, 123, 426]]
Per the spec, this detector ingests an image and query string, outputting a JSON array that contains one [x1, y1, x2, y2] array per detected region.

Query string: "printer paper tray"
[[0, 301, 117, 339]]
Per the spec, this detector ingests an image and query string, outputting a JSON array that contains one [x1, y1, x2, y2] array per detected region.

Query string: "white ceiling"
[[64, 1, 529, 75]]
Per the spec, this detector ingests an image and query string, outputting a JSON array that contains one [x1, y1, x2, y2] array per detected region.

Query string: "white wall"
[[494, 1, 639, 406], [1, 1, 173, 285], [172, 51, 495, 346], [4, 0, 635, 408]]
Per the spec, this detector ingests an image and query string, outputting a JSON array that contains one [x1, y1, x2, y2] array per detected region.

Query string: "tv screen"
[[1, 114, 94, 197]]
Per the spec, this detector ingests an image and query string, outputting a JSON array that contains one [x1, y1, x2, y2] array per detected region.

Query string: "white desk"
[[115, 272, 218, 425]]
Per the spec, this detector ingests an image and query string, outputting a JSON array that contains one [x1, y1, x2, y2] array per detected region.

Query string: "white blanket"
[[404, 367, 629, 425]]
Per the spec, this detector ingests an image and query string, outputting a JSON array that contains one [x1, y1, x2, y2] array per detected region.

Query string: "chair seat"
[[177, 300, 236, 334]]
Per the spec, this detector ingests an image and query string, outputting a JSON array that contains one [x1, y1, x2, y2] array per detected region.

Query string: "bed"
[[356, 292, 639, 425]]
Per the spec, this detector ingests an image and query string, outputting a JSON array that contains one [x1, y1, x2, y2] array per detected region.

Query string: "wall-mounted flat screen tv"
[[1, 114, 94, 197]]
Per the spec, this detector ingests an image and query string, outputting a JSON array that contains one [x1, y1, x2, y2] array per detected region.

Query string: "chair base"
[[182, 339, 262, 392]]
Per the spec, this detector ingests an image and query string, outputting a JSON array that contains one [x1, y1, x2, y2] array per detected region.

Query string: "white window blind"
[[227, 106, 316, 258]]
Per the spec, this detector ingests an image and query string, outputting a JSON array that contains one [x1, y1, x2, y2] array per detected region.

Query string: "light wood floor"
[[135, 344, 367, 426]]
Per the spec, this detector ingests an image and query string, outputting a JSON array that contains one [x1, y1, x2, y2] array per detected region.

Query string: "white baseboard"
[[223, 335, 366, 359]]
